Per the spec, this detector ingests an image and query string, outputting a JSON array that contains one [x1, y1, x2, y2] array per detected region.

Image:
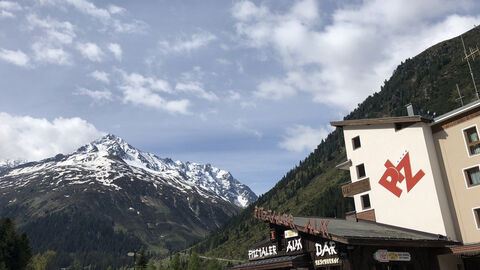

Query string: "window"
[[474, 208, 480, 229], [352, 136, 361, 150], [464, 166, 480, 187], [361, 194, 371, 209], [356, 164, 366, 179], [464, 126, 480, 155]]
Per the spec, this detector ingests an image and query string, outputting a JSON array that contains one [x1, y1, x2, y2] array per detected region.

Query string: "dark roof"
[[433, 99, 480, 124], [230, 254, 309, 270], [291, 216, 457, 246], [330, 116, 431, 127]]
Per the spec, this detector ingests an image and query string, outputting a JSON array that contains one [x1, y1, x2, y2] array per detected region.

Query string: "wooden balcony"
[[341, 178, 371, 197]]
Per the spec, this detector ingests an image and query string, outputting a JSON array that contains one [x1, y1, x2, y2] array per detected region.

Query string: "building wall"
[[437, 254, 463, 270], [433, 117, 480, 244], [343, 122, 456, 238]]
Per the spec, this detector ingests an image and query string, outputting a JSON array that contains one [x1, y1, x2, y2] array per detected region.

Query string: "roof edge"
[[330, 116, 432, 127]]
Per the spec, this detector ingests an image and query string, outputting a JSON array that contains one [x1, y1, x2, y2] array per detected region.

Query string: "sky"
[[1, 0, 480, 195]]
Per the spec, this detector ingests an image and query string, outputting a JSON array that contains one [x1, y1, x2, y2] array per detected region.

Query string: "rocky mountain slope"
[[192, 26, 480, 259], [0, 134, 257, 268]]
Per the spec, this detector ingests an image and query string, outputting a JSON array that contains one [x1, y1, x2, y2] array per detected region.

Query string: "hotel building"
[[331, 101, 480, 269]]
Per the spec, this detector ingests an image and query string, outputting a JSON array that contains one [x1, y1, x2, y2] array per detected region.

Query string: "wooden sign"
[[313, 241, 341, 268], [341, 178, 370, 197], [284, 229, 298, 239], [254, 206, 329, 237], [374, 250, 411, 262], [248, 244, 278, 260], [286, 238, 303, 253]]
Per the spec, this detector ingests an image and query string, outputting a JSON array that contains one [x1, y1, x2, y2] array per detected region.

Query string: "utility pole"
[[461, 35, 480, 100], [456, 84, 465, 106]]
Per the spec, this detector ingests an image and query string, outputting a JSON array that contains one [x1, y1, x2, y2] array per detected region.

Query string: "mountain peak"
[[70, 134, 258, 207]]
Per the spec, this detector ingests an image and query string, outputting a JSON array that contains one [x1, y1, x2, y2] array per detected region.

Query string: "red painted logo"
[[378, 152, 425, 197]]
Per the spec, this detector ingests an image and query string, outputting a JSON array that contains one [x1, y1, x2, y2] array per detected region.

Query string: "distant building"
[[331, 101, 480, 269]]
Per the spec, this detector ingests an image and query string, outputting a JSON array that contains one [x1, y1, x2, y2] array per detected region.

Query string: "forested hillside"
[[192, 26, 480, 260]]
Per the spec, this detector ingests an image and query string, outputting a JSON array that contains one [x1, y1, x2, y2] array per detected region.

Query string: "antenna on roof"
[[456, 84, 465, 106], [461, 35, 480, 100]]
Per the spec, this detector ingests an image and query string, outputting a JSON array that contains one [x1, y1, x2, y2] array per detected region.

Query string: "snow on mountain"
[[1, 134, 257, 207], [0, 159, 27, 172]]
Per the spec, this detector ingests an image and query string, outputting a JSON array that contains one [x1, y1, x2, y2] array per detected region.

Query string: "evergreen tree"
[[186, 252, 200, 270], [0, 217, 32, 270], [206, 259, 221, 270], [135, 247, 148, 269], [146, 259, 156, 270], [27, 250, 56, 270], [169, 254, 181, 270], [68, 259, 82, 270]]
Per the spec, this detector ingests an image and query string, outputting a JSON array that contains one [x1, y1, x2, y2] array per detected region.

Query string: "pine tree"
[[186, 252, 200, 270], [0, 217, 32, 270], [146, 259, 156, 270], [135, 247, 148, 269], [206, 259, 221, 270], [27, 250, 56, 270], [169, 254, 181, 270]]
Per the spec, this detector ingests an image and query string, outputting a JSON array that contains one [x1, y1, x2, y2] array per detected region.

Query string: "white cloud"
[[255, 79, 296, 100], [232, 1, 268, 21], [108, 4, 125, 15], [234, 119, 262, 138], [175, 82, 218, 101], [65, 0, 110, 21], [159, 31, 217, 53], [233, 0, 480, 109], [216, 58, 231, 65], [32, 41, 72, 65], [0, 10, 14, 18], [0, 112, 104, 161], [75, 87, 112, 102], [0, 1, 22, 10], [36, 0, 147, 33], [27, 14, 76, 45], [117, 70, 189, 114], [0, 1, 22, 18], [228, 90, 241, 101], [0, 48, 30, 67], [76, 42, 104, 62], [108, 43, 122, 61], [279, 125, 331, 152], [89, 70, 109, 84]]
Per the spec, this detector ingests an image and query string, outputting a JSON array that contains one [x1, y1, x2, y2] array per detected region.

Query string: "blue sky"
[[1, 0, 480, 195]]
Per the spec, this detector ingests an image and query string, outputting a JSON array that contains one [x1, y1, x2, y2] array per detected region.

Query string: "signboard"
[[286, 238, 303, 253], [253, 206, 329, 237], [315, 257, 341, 267], [284, 229, 298, 239], [378, 152, 425, 198], [269, 229, 276, 241], [248, 245, 278, 260], [313, 241, 341, 268], [374, 250, 411, 262], [315, 242, 337, 257]]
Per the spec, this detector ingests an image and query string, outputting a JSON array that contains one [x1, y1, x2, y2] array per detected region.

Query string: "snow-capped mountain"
[[1, 134, 256, 207], [0, 159, 26, 172], [80, 134, 257, 207], [0, 134, 257, 260]]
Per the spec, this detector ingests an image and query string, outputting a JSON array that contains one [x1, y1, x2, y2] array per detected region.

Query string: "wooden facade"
[[230, 207, 458, 270]]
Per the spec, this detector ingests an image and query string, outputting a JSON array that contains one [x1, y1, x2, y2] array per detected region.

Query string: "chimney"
[[406, 103, 415, 116]]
